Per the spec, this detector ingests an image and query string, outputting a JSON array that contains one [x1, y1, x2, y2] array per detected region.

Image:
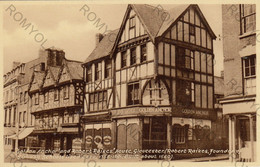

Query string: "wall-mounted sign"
[[111, 106, 171, 117], [182, 108, 209, 117]]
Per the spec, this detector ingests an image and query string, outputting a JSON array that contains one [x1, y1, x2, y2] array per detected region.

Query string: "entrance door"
[[45, 135, 53, 154], [142, 117, 167, 159]]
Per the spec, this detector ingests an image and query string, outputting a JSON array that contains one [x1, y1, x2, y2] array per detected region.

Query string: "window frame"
[[63, 85, 70, 99], [121, 51, 127, 68], [129, 16, 136, 29], [130, 47, 137, 65], [240, 4, 256, 34], [54, 89, 59, 101], [86, 66, 92, 83], [140, 44, 147, 63], [44, 91, 49, 103], [105, 59, 112, 78], [243, 55, 256, 95], [173, 124, 186, 144], [127, 82, 140, 105], [94, 62, 101, 81], [35, 93, 39, 105], [89, 91, 107, 111], [176, 79, 195, 108]]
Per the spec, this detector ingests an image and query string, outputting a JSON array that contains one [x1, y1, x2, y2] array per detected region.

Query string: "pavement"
[[4, 151, 229, 163]]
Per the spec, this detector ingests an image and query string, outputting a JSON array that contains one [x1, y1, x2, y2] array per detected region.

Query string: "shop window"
[[172, 124, 186, 144], [143, 117, 167, 145], [240, 4, 256, 34], [89, 91, 107, 111], [243, 55, 256, 95], [85, 123, 112, 150], [240, 119, 250, 142], [128, 82, 140, 105]]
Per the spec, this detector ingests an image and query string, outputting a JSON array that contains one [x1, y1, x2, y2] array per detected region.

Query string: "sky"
[[3, 3, 223, 76]]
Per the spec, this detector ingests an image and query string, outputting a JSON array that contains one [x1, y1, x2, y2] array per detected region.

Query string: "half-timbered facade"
[[82, 4, 217, 159], [28, 48, 84, 153]]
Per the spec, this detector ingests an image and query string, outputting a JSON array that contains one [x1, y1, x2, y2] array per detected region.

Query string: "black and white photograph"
[[1, 1, 259, 166]]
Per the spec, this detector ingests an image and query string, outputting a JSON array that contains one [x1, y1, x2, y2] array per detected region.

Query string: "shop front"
[[221, 97, 257, 162], [33, 125, 81, 155]]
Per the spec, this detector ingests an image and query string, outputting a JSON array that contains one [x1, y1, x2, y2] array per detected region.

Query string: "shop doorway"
[[142, 117, 167, 159]]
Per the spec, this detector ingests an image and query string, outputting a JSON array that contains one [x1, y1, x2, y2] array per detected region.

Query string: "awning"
[[7, 128, 34, 139]]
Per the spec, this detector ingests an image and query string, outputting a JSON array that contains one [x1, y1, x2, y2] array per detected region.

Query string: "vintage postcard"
[[1, 0, 259, 166]]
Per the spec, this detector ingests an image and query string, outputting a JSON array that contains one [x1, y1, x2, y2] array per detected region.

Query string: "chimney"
[[96, 33, 103, 46], [221, 70, 224, 78], [13, 61, 20, 69]]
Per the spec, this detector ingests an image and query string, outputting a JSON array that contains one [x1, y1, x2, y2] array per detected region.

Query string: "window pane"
[[201, 29, 206, 47], [201, 85, 207, 108], [201, 53, 206, 73], [195, 27, 200, 46], [207, 54, 213, 74], [190, 9, 194, 24], [184, 23, 189, 42], [177, 22, 183, 41], [141, 44, 147, 62], [245, 67, 250, 76], [165, 44, 170, 65], [195, 51, 200, 71], [251, 67, 255, 76], [208, 86, 213, 109], [195, 84, 201, 107], [130, 48, 136, 65]]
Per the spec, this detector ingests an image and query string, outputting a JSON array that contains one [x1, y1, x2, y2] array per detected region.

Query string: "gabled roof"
[[84, 4, 217, 64], [131, 4, 166, 41], [156, 4, 190, 37], [65, 60, 83, 80], [83, 29, 119, 64], [29, 71, 45, 91], [49, 66, 60, 82]]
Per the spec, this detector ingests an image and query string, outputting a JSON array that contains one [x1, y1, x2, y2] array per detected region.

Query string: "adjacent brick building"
[[221, 4, 256, 162]]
